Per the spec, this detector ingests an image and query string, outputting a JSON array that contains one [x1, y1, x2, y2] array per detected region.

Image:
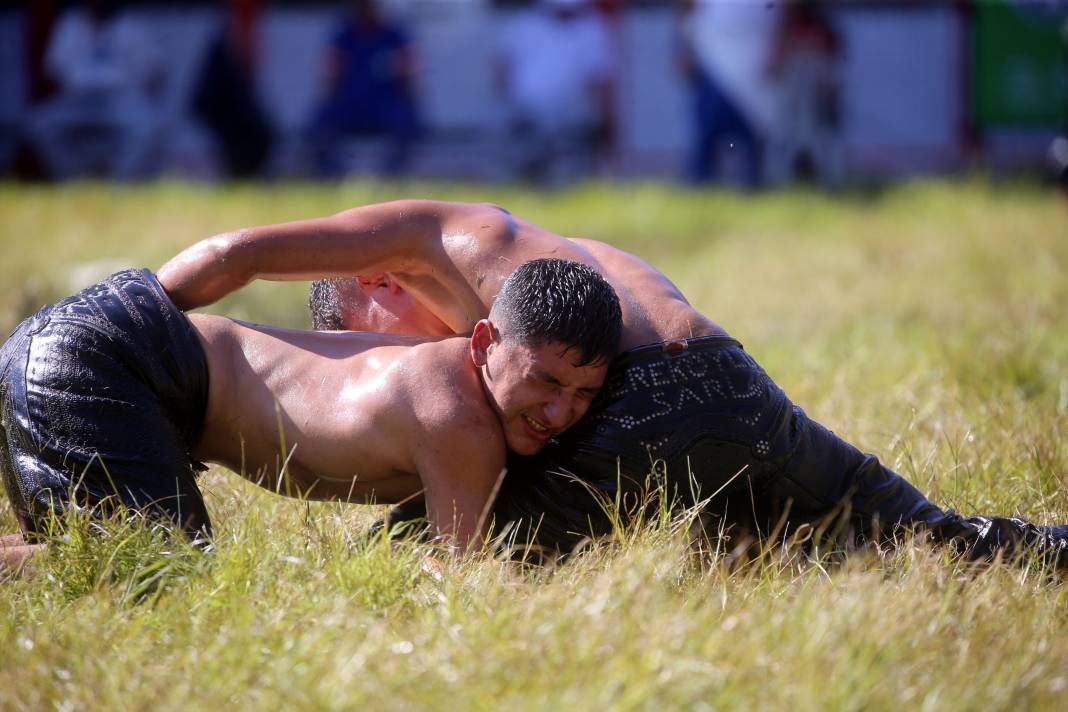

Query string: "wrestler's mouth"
[[523, 414, 553, 440]]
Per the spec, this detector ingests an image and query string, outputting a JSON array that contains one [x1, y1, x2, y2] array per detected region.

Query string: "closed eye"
[[533, 370, 564, 388]]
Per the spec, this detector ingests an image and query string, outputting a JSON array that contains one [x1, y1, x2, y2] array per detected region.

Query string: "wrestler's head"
[[309, 274, 452, 336], [471, 258, 622, 455]]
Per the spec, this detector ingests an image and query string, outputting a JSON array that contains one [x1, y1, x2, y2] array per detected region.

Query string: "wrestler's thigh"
[[18, 320, 210, 536]]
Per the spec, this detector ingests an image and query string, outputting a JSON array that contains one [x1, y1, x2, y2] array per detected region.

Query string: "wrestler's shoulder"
[[186, 312, 237, 342], [403, 339, 490, 420], [401, 339, 484, 405], [440, 202, 517, 244]]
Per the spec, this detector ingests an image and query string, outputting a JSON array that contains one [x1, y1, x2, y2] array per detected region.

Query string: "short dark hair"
[[309, 278, 345, 330], [490, 258, 622, 367]]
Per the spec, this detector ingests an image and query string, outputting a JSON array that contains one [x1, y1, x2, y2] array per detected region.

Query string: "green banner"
[[973, 0, 1067, 128]]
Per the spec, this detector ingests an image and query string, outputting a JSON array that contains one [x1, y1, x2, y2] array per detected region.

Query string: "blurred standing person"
[[765, 0, 843, 187], [495, 0, 617, 184], [307, 0, 421, 178], [24, 0, 165, 181], [677, 0, 778, 188], [191, 0, 274, 179]]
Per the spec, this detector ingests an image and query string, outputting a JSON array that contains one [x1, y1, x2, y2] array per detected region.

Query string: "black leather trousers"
[[396, 336, 1068, 567], [0, 269, 211, 539]]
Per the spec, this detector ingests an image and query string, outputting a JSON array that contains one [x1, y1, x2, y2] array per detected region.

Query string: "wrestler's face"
[[336, 274, 452, 336], [471, 320, 608, 456]]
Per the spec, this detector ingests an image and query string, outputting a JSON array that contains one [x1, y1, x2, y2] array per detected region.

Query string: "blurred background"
[[0, 0, 1066, 189]]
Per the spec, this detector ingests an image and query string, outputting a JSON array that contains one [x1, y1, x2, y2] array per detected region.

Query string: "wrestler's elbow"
[[158, 233, 251, 309]]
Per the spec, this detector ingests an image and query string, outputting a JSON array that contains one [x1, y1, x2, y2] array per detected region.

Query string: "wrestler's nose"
[[542, 395, 574, 427]]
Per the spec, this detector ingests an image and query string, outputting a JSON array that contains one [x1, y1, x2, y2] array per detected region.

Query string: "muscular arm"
[[405, 358, 509, 552], [157, 200, 488, 311], [416, 430, 506, 552]]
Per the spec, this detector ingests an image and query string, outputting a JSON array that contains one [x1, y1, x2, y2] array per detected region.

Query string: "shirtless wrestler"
[[0, 258, 623, 569], [155, 199, 1068, 566]]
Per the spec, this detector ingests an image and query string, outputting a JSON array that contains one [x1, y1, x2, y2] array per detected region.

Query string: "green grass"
[[1, 179, 1067, 710]]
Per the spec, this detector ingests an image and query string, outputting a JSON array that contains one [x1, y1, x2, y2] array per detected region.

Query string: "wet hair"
[[309, 278, 345, 330], [490, 258, 622, 367]]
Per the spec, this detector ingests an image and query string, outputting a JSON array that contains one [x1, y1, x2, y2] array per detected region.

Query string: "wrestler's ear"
[[470, 319, 497, 367]]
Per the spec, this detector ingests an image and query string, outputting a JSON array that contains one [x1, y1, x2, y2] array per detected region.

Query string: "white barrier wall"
[[837, 4, 964, 172], [0, 4, 1015, 179]]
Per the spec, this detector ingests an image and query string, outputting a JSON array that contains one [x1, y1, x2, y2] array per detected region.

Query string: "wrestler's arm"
[[415, 422, 506, 552], [157, 199, 487, 310]]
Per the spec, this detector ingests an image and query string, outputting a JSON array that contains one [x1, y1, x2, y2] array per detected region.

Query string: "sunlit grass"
[[1, 179, 1066, 710]]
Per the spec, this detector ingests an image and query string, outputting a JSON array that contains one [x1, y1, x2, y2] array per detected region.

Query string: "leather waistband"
[[612, 335, 743, 370]]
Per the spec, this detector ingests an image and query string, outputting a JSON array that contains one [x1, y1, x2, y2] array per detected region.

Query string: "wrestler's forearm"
[[423, 470, 503, 554], [428, 510, 487, 554], [158, 200, 450, 310]]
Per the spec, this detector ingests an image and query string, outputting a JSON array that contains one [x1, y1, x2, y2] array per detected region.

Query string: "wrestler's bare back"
[[158, 199, 728, 348], [187, 314, 502, 506], [384, 204, 728, 350]]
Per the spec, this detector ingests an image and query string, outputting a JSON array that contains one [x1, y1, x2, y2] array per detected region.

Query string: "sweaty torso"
[[394, 204, 726, 351], [188, 314, 477, 503]]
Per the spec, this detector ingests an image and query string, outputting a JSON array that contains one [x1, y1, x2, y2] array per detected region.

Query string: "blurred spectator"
[[765, 0, 843, 186], [307, 0, 421, 178], [495, 0, 616, 184], [24, 0, 165, 181], [191, 0, 274, 179], [677, 0, 778, 188]]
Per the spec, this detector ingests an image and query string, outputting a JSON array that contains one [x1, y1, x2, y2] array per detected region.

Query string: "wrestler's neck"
[[351, 291, 456, 337]]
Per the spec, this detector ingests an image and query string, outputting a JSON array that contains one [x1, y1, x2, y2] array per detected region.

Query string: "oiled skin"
[[158, 201, 726, 348], [188, 314, 503, 544], [156, 200, 720, 545], [152, 201, 1068, 567]]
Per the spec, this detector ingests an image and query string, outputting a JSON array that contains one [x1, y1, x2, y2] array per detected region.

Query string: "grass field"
[[1, 180, 1066, 710]]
